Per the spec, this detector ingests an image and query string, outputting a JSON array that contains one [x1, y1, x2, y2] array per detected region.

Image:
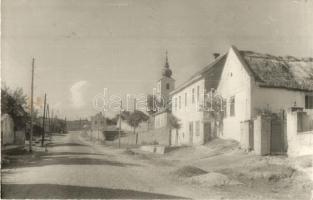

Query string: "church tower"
[[156, 51, 175, 104]]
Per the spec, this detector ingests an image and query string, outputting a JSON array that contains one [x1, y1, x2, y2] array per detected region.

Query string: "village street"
[[2, 131, 312, 199], [1, 131, 211, 199]]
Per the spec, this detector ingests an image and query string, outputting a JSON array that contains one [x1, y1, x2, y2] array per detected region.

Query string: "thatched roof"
[[240, 50, 313, 91]]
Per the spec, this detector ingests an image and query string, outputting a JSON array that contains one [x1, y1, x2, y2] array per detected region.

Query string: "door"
[[189, 122, 193, 145], [270, 114, 284, 154]]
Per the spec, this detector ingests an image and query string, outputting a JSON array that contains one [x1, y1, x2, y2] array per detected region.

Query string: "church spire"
[[165, 50, 169, 68], [162, 50, 172, 78]]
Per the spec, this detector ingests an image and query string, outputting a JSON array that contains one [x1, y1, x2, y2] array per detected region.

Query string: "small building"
[[1, 114, 15, 145], [104, 126, 119, 141], [1, 113, 25, 146]]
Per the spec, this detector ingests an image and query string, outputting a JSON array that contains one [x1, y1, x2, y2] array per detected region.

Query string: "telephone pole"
[[29, 58, 35, 152], [41, 93, 47, 147], [47, 104, 50, 131], [118, 100, 122, 148], [47, 104, 51, 140]]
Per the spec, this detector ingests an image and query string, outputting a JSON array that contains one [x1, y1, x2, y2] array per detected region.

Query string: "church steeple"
[[162, 50, 172, 78]]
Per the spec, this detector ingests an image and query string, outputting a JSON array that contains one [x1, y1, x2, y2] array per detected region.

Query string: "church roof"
[[161, 51, 172, 78]]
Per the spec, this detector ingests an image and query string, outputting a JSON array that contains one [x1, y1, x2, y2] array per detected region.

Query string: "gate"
[[270, 113, 286, 154]]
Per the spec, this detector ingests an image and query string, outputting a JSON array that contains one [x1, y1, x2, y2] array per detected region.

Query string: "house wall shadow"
[[2, 151, 141, 169]]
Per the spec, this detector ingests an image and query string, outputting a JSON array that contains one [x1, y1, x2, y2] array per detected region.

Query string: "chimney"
[[213, 53, 220, 59]]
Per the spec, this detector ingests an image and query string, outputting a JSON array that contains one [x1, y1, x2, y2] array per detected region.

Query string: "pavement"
[[1, 131, 209, 199]]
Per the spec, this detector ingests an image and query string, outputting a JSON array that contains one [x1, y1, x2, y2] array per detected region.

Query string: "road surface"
[[1, 131, 209, 199]]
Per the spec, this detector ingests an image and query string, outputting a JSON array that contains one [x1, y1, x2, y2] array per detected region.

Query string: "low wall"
[[287, 110, 313, 156], [240, 120, 253, 151], [108, 127, 171, 146], [253, 115, 271, 155]]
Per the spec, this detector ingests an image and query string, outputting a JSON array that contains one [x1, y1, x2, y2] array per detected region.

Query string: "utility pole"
[[134, 98, 138, 144], [41, 93, 47, 147], [51, 109, 54, 132], [47, 104, 51, 138], [118, 100, 122, 148], [29, 58, 35, 152], [64, 116, 67, 133]]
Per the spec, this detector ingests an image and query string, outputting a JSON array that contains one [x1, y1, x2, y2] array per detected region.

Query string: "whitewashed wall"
[[172, 79, 205, 145], [251, 86, 307, 116], [287, 110, 313, 156], [217, 47, 252, 141]]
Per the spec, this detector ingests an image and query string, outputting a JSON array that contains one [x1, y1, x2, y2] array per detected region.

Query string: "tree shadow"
[[1, 184, 187, 199], [2, 151, 140, 169]]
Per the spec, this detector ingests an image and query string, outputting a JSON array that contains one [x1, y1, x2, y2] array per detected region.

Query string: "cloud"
[[70, 80, 88, 108]]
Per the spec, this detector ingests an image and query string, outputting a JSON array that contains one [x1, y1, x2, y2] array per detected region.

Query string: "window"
[[189, 122, 194, 135], [230, 96, 235, 116], [195, 121, 200, 136], [192, 88, 195, 103], [305, 95, 313, 109], [223, 99, 227, 117], [197, 86, 200, 102], [166, 83, 170, 90], [174, 97, 177, 111], [185, 93, 187, 107], [179, 96, 181, 109]]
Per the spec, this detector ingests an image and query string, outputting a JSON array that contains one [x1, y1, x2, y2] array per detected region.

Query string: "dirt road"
[[1, 131, 208, 199], [2, 131, 312, 199]]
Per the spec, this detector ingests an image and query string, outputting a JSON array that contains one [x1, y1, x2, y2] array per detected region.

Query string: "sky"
[[2, 0, 313, 119]]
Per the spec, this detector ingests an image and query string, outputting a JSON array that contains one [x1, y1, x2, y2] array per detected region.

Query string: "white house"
[[171, 45, 313, 147], [170, 53, 227, 145], [218, 46, 313, 142]]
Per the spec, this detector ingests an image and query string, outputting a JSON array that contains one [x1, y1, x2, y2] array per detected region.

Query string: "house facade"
[[171, 45, 313, 147], [218, 46, 313, 142], [170, 54, 227, 145]]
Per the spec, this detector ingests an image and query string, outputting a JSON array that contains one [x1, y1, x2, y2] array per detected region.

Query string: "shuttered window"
[[195, 121, 200, 136], [305, 95, 313, 109]]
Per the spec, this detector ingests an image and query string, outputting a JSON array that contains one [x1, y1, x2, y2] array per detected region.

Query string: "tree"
[[126, 110, 149, 144], [106, 116, 118, 126], [1, 87, 28, 131], [201, 91, 226, 122], [120, 110, 131, 120], [200, 91, 226, 138], [146, 94, 166, 114], [167, 113, 181, 145]]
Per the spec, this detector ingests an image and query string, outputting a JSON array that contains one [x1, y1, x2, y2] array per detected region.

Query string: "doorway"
[[189, 122, 193, 145]]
